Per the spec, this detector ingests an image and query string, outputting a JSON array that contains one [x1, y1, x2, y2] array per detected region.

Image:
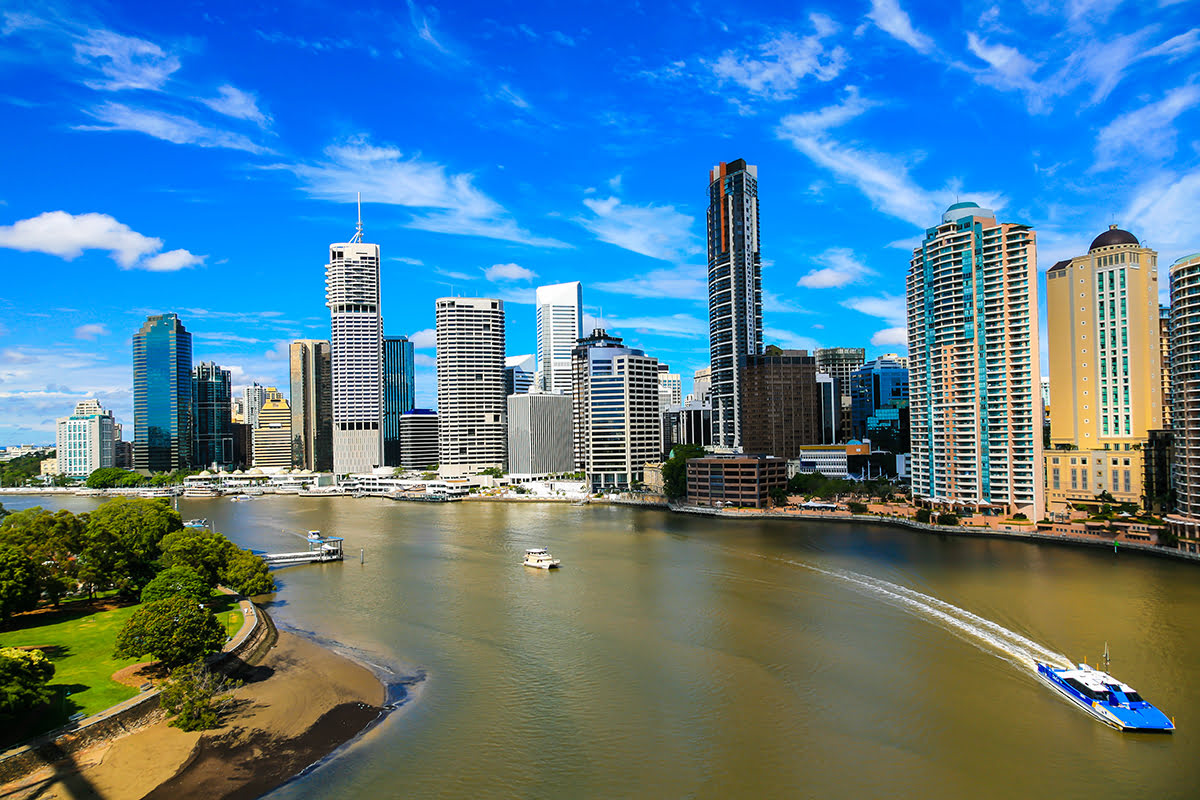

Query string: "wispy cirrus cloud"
[[576, 196, 698, 261], [593, 265, 707, 301], [604, 313, 707, 339], [278, 137, 566, 247], [73, 323, 109, 340], [200, 85, 271, 128], [77, 102, 271, 153], [709, 14, 847, 100], [72, 28, 180, 91], [1093, 84, 1199, 171], [0, 211, 204, 271], [864, 0, 934, 54]]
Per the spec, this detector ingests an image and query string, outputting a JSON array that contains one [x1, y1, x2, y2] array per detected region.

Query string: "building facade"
[[133, 313, 193, 472], [192, 361, 233, 469], [505, 354, 536, 396], [849, 355, 910, 451], [816, 347, 865, 442], [535, 281, 583, 395], [572, 329, 660, 489], [739, 350, 826, 459], [507, 392, 574, 475], [383, 335, 416, 467], [327, 218, 384, 474], [692, 366, 712, 404], [1045, 226, 1162, 511], [436, 297, 507, 474], [1168, 253, 1200, 552], [55, 399, 115, 478], [243, 383, 266, 429], [707, 159, 763, 448], [907, 202, 1043, 519], [1161, 305, 1172, 429], [686, 454, 786, 509], [663, 399, 713, 451], [658, 366, 682, 410], [289, 339, 333, 472], [399, 409, 439, 470], [252, 387, 292, 469]]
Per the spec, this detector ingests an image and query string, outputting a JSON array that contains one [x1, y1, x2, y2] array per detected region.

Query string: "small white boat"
[[523, 548, 561, 569], [230, 494, 253, 502]]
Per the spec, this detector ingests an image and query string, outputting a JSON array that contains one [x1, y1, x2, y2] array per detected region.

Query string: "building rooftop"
[[1089, 224, 1139, 251]]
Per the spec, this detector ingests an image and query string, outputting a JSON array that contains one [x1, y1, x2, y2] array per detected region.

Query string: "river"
[[4, 494, 1198, 798]]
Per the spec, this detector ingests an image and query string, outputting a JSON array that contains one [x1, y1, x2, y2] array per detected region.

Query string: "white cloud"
[[494, 84, 530, 110], [966, 32, 1041, 101], [73, 28, 180, 91], [0, 211, 204, 271], [73, 323, 109, 340], [200, 85, 271, 128], [763, 327, 823, 352], [593, 265, 707, 300], [710, 15, 847, 100], [263, 340, 291, 361], [279, 137, 565, 247], [1124, 169, 1200, 255], [391, 256, 424, 265], [485, 262, 536, 281], [414, 353, 436, 367], [77, 102, 270, 153], [1094, 84, 1200, 170], [842, 294, 907, 327], [797, 247, 875, 288], [577, 196, 697, 261], [867, 0, 934, 54], [409, 328, 436, 348], [871, 327, 908, 347], [1144, 28, 1200, 61]]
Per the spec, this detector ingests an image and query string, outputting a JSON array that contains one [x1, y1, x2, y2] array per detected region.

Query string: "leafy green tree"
[[141, 566, 213, 603], [159, 528, 234, 586], [848, 501, 869, 514], [769, 486, 789, 507], [86, 467, 136, 489], [0, 545, 41, 624], [915, 508, 931, 524], [113, 596, 227, 668], [221, 550, 275, 597], [159, 661, 241, 731], [0, 647, 56, 716], [87, 497, 183, 588], [662, 444, 706, 500], [936, 513, 959, 526]]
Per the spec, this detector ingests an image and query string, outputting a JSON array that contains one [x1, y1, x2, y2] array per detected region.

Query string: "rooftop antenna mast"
[[350, 192, 364, 244]]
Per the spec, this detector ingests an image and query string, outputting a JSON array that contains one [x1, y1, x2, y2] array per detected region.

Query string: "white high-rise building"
[[327, 204, 383, 474], [658, 367, 682, 410], [507, 393, 573, 475], [436, 297, 507, 475], [243, 384, 266, 428], [55, 399, 115, 478], [535, 281, 583, 394]]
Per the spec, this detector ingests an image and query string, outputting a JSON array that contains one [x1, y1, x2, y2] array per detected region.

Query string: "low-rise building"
[[686, 454, 787, 509], [507, 392, 573, 476]]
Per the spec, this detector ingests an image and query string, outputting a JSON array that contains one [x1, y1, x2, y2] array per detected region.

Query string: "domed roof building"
[[1089, 224, 1140, 251]]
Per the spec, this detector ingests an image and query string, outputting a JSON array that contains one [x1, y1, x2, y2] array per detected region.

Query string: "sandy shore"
[[2, 631, 386, 800]]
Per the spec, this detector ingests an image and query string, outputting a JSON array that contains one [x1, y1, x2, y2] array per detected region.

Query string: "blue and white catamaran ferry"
[[1036, 651, 1174, 732]]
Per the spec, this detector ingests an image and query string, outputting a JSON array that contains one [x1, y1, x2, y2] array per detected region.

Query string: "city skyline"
[[1, 0, 1198, 442]]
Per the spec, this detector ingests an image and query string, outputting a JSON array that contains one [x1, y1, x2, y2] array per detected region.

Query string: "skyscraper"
[[55, 399, 115, 478], [290, 339, 333, 472], [657, 365, 682, 410], [507, 393, 574, 475], [1169, 252, 1200, 552], [816, 347, 865, 442], [192, 361, 233, 469], [907, 202, 1043, 519], [252, 387, 292, 468], [1161, 305, 1172, 429], [572, 329, 660, 489], [383, 335, 416, 467], [133, 313, 193, 472], [739, 350, 827, 459], [849, 355, 910, 451], [327, 203, 383, 474], [1045, 225, 1163, 511], [505, 354, 536, 395], [707, 159, 762, 448], [436, 297, 507, 474], [243, 383, 266, 429], [535, 281, 583, 394]]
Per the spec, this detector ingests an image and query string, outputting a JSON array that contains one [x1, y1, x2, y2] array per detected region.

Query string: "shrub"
[[936, 513, 959, 526], [158, 661, 241, 731], [847, 501, 868, 514], [915, 509, 931, 524]]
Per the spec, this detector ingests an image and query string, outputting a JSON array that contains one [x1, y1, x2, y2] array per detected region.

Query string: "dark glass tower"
[[192, 361, 233, 468], [133, 313, 193, 472], [707, 159, 763, 448], [383, 335, 415, 466], [290, 340, 333, 471]]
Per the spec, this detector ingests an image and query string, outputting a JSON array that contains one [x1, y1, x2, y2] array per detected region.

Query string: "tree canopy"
[[662, 444, 706, 500], [0, 647, 56, 717], [160, 528, 276, 597], [141, 565, 212, 603], [113, 596, 226, 668], [0, 545, 41, 623]]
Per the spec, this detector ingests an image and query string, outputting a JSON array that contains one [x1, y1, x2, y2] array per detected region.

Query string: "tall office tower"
[[507, 393, 574, 475], [383, 335, 416, 467], [252, 387, 292, 468], [1045, 226, 1162, 512], [707, 159, 762, 448], [192, 361, 233, 468], [327, 204, 384, 474], [535, 281, 583, 394], [398, 409, 439, 470], [55, 399, 115, 478], [290, 339, 333, 471], [657, 365, 682, 410], [692, 366, 712, 403], [112, 422, 131, 469], [1161, 306, 1172, 428], [133, 313, 193, 472], [662, 399, 713, 451], [243, 384, 266, 429], [505, 354, 536, 395], [907, 202, 1043, 519], [436, 297, 507, 474], [572, 329, 661, 489], [849, 355, 910, 452], [816, 373, 837, 445], [1169, 253, 1200, 552], [816, 347, 865, 442], [738, 350, 825, 459]]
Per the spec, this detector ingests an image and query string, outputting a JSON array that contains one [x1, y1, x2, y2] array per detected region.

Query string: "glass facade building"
[[383, 335, 416, 467], [133, 313, 193, 472], [192, 361, 233, 468], [849, 356, 910, 450], [290, 340, 333, 471]]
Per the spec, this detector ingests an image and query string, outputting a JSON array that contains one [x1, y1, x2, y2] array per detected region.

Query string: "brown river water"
[[6, 494, 1199, 799]]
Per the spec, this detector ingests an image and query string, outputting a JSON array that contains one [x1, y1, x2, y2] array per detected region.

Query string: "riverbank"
[[0, 623, 387, 799]]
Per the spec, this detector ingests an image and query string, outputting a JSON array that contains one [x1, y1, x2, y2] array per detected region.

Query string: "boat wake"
[[775, 557, 1074, 671]]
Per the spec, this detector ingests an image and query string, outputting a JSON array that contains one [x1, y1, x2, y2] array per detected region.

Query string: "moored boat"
[[1036, 660, 1174, 732], [523, 548, 561, 569]]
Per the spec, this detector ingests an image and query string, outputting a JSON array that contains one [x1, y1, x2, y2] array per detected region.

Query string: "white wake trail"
[[776, 557, 1074, 671]]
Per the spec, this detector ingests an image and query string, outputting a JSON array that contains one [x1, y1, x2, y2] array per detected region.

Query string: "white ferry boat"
[[230, 494, 253, 502], [523, 548, 561, 569], [1036, 659, 1174, 732]]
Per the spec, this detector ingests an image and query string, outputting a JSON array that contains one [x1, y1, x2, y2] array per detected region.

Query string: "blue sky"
[[0, 0, 1196, 443]]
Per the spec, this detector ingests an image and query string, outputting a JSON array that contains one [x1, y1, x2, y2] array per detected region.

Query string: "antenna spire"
[[350, 192, 364, 243]]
